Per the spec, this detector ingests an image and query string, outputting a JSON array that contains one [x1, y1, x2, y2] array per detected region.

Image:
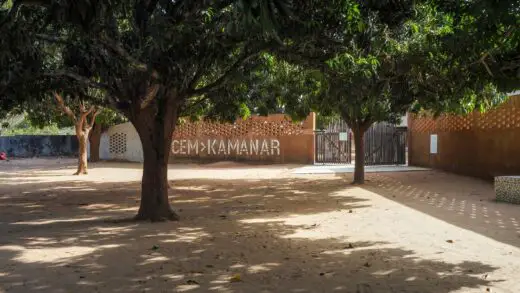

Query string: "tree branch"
[[35, 34, 71, 45], [79, 106, 95, 131], [53, 92, 77, 122], [183, 96, 209, 113], [104, 94, 124, 112], [190, 50, 261, 97], [158, 0, 234, 26], [44, 71, 109, 90], [140, 84, 160, 109], [481, 58, 494, 77], [98, 34, 151, 74], [88, 108, 100, 129], [79, 100, 86, 113], [187, 65, 203, 92]]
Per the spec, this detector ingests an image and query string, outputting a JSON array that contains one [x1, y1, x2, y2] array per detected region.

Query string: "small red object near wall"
[[0, 152, 7, 160]]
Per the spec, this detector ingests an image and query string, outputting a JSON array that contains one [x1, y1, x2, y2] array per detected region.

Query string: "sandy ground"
[[1, 158, 520, 293]]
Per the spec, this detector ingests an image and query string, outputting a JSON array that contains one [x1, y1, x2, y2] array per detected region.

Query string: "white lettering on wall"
[[271, 139, 280, 155], [260, 140, 270, 155], [209, 139, 217, 155], [188, 140, 198, 154], [180, 139, 187, 154], [218, 140, 226, 154], [172, 140, 180, 154], [228, 140, 239, 154], [250, 139, 259, 155], [172, 139, 281, 157], [239, 140, 248, 155]]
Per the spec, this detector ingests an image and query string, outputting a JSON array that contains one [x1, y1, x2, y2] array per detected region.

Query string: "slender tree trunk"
[[352, 127, 365, 184], [53, 92, 99, 175], [89, 122, 102, 162], [75, 131, 89, 175], [131, 93, 179, 221]]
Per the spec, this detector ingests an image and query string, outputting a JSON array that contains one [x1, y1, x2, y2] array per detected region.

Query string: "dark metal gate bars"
[[315, 121, 407, 165], [363, 122, 407, 165], [315, 120, 352, 164]]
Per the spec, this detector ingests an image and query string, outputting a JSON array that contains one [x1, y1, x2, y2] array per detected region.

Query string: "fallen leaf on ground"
[[446, 240, 454, 243], [230, 274, 242, 282], [344, 243, 354, 249]]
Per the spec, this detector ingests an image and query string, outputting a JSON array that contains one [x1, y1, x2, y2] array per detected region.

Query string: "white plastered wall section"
[[91, 122, 144, 162]]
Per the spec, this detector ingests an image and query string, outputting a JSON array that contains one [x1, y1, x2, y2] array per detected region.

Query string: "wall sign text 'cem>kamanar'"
[[172, 139, 281, 156]]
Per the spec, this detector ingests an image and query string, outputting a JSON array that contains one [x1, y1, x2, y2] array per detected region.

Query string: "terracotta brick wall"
[[170, 113, 315, 164], [408, 95, 520, 179]]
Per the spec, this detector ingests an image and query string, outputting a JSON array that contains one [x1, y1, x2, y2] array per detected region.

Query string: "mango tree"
[[0, 0, 350, 221]]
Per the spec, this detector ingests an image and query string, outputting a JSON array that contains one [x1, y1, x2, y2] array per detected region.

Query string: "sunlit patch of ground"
[[0, 158, 519, 293]]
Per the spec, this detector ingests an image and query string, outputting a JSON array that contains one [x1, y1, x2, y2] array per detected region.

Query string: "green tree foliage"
[[0, 0, 355, 221], [434, 0, 519, 89], [2, 0, 518, 216], [229, 1, 519, 184], [405, 0, 519, 114], [315, 1, 516, 183], [190, 53, 322, 122], [0, 119, 74, 136]]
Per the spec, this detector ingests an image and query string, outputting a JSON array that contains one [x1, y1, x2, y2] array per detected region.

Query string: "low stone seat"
[[495, 176, 520, 204]]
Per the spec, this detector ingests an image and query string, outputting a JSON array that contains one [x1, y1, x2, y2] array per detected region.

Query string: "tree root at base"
[[73, 171, 88, 175], [134, 210, 180, 222]]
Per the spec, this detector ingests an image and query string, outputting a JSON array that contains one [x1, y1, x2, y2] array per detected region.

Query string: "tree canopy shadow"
[[362, 170, 520, 248], [0, 174, 500, 292]]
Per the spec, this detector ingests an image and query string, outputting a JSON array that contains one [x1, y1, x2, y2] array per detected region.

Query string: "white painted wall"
[[93, 122, 143, 162], [99, 133, 110, 160]]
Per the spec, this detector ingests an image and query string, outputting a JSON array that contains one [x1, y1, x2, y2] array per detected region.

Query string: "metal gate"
[[315, 120, 352, 164], [364, 122, 407, 165]]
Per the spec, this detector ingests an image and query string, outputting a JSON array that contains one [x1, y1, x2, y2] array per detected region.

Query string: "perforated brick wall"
[[408, 95, 520, 179], [410, 96, 520, 133], [173, 114, 308, 139], [171, 113, 316, 164]]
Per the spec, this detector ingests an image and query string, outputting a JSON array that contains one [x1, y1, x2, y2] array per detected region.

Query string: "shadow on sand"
[[0, 173, 499, 293]]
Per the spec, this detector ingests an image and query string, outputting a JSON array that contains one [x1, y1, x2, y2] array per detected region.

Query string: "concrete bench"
[[495, 176, 520, 204]]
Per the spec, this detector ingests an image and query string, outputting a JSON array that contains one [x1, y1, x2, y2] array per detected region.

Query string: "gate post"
[[407, 114, 413, 165], [302, 113, 316, 164]]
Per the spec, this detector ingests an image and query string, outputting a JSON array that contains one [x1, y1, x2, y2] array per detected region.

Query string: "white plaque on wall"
[[430, 134, 438, 154], [339, 132, 349, 141]]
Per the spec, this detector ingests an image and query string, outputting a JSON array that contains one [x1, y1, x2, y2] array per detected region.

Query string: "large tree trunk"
[[352, 127, 365, 184], [131, 93, 179, 222], [136, 137, 176, 221], [75, 131, 89, 175], [89, 122, 102, 162]]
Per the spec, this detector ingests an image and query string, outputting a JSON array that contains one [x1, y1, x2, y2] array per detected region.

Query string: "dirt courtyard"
[[1, 159, 520, 293]]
